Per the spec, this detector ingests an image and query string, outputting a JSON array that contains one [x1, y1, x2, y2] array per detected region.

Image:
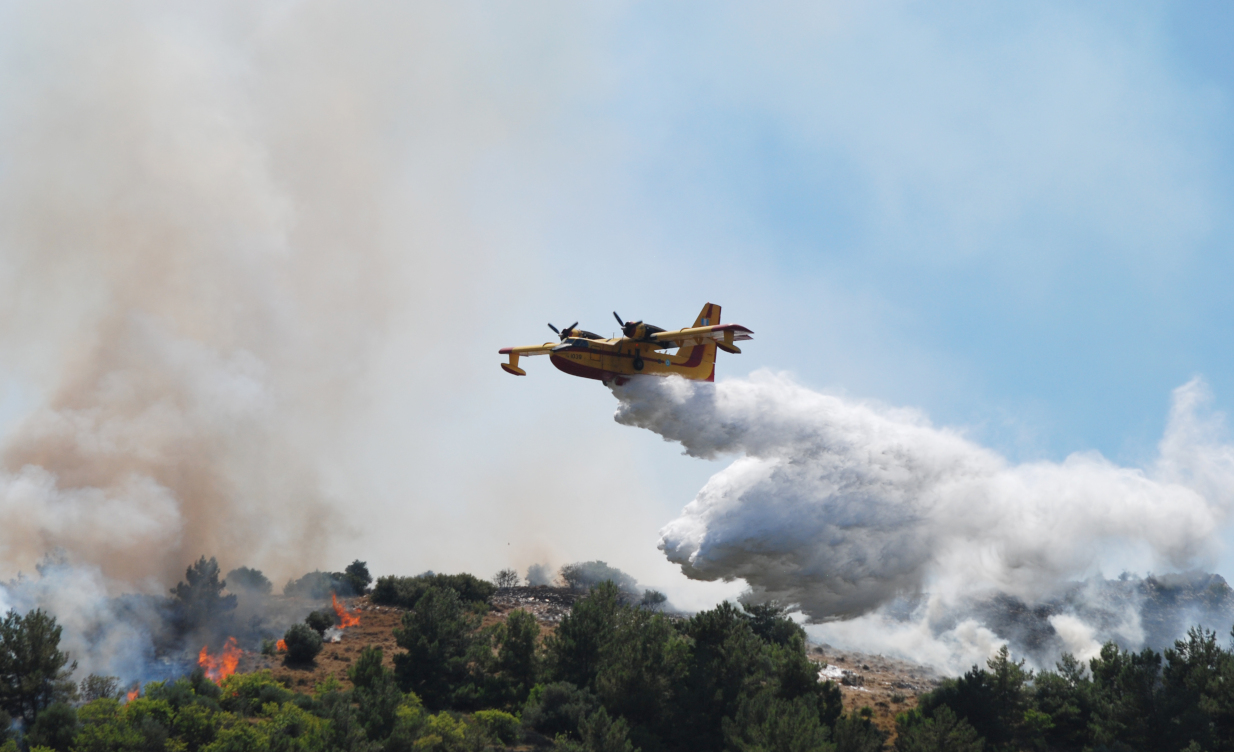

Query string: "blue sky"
[[503, 1, 1234, 466]]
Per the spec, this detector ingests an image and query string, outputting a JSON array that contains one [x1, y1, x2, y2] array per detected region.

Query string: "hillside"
[[237, 589, 937, 744]]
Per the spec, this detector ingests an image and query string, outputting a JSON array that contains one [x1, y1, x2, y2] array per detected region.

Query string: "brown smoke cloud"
[[0, 1, 588, 588]]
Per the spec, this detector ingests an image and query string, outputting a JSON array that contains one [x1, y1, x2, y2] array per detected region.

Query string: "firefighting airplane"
[[499, 302, 752, 385]]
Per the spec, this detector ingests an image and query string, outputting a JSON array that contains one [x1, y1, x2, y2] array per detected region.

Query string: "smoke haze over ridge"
[[614, 372, 1234, 670]]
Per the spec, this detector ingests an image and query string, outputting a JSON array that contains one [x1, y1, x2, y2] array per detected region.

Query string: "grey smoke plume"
[[526, 564, 555, 588], [0, 1, 578, 680], [0, 557, 171, 683], [0, 1, 562, 589], [0, 3, 394, 588], [613, 372, 1234, 669]]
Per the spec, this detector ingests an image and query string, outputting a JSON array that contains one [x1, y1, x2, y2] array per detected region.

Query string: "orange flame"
[[198, 637, 241, 682], [332, 592, 361, 629], [125, 686, 139, 702], [276, 638, 287, 651]]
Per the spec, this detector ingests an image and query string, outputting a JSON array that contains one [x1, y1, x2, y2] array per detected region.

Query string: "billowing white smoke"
[[613, 372, 1234, 670], [0, 556, 172, 683]]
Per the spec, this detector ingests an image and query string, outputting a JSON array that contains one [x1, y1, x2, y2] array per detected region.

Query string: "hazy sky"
[[2, 1, 1233, 609]]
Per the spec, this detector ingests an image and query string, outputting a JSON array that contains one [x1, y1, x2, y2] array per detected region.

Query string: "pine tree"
[[0, 608, 77, 723]]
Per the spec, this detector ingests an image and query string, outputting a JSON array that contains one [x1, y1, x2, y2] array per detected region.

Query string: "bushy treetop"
[[371, 572, 495, 610], [283, 560, 373, 598], [0, 608, 76, 724], [558, 561, 639, 593], [170, 556, 237, 631], [224, 566, 272, 595]]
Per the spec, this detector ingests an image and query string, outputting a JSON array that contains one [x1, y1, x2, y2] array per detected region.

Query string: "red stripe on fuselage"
[[550, 354, 610, 381], [679, 344, 706, 367], [551, 343, 712, 382]]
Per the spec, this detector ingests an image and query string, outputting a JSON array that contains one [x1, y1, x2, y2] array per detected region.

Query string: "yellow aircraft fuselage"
[[499, 302, 752, 385], [546, 336, 718, 383]]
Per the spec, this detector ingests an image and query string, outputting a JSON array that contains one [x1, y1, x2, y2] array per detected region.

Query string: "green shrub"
[[832, 712, 886, 751], [283, 570, 350, 598], [492, 569, 520, 588], [521, 682, 600, 740], [344, 560, 373, 595], [545, 582, 622, 689], [494, 609, 540, 705], [282, 623, 323, 665], [392, 587, 482, 709], [742, 601, 806, 647], [371, 576, 425, 608], [79, 675, 120, 703], [474, 709, 520, 744], [219, 671, 294, 716], [27, 702, 77, 752], [893, 706, 983, 752], [305, 609, 334, 636], [0, 608, 76, 723], [170, 557, 237, 633], [422, 572, 494, 603], [639, 589, 667, 611], [557, 562, 638, 593], [721, 689, 831, 752], [169, 702, 220, 749], [225, 566, 272, 595], [578, 707, 636, 752], [372, 573, 495, 609], [349, 646, 403, 741], [283, 562, 372, 598]]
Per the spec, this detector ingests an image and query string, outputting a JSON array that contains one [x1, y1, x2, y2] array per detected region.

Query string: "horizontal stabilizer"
[[499, 343, 556, 375], [650, 323, 753, 351]]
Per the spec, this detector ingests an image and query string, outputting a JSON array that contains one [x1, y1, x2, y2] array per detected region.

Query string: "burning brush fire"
[[332, 592, 361, 629], [199, 637, 242, 682], [271, 594, 357, 654], [201, 594, 358, 672]]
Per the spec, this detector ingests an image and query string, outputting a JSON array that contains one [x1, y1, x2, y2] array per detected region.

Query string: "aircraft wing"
[[498, 343, 557, 375], [499, 343, 557, 357], [650, 323, 753, 354]]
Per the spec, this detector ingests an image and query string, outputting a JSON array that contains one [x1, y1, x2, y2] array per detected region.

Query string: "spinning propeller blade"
[[550, 321, 580, 341]]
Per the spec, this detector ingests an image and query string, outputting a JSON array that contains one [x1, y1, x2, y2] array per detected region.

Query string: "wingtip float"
[[498, 302, 752, 386]]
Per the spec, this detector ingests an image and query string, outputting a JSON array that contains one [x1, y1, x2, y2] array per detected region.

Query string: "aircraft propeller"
[[548, 321, 579, 341], [614, 311, 667, 342], [613, 311, 641, 339]]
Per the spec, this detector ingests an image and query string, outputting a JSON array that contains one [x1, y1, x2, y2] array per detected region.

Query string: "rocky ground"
[[489, 586, 582, 625], [807, 643, 944, 738]]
